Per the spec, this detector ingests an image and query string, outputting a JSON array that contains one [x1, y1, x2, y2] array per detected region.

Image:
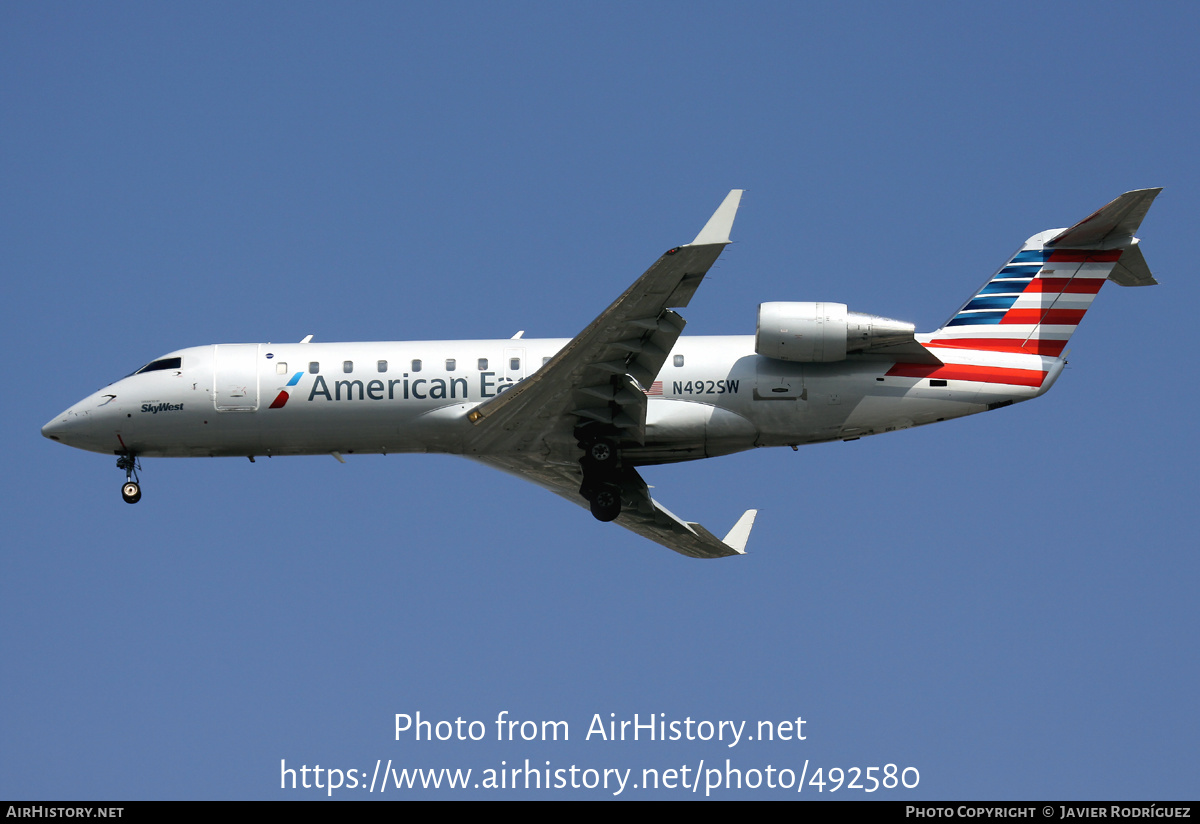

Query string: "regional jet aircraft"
[[42, 189, 1161, 558]]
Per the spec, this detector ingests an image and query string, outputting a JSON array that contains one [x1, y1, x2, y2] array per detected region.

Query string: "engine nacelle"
[[756, 302, 916, 362]]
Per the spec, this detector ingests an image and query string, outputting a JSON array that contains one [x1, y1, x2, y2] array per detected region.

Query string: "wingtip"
[[722, 508, 757, 554], [689, 189, 744, 246]]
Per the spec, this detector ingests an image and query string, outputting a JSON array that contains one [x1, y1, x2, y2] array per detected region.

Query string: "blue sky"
[[3, 1, 1197, 800]]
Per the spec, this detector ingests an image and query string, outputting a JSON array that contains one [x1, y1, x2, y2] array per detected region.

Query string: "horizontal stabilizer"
[[1108, 241, 1157, 287], [1046, 188, 1162, 249]]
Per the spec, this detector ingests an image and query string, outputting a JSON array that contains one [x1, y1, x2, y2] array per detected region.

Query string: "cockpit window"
[[130, 357, 182, 376]]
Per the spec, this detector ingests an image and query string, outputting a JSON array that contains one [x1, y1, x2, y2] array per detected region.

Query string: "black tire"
[[588, 440, 615, 464], [589, 485, 621, 522], [121, 482, 142, 504]]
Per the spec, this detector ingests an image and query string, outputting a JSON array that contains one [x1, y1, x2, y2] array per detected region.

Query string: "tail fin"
[[928, 189, 1161, 357]]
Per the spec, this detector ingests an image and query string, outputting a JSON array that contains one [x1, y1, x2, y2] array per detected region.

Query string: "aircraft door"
[[213, 344, 260, 411]]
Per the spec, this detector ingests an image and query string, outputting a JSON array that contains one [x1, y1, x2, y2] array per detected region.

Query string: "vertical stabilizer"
[[927, 189, 1160, 357]]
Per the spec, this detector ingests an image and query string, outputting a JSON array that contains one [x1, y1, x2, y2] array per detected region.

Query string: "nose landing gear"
[[116, 453, 141, 504]]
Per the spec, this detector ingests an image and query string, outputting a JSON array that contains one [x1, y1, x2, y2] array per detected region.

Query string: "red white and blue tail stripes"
[[926, 236, 1121, 358]]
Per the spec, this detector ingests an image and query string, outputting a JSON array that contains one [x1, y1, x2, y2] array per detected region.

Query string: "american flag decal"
[[645, 381, 663, 396]]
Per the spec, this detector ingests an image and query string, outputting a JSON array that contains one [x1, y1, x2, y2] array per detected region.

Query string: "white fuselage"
[[42, 336, 1061, 464]]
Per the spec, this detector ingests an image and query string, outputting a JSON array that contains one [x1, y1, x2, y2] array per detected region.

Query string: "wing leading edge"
[[465, 190, 756, 558]]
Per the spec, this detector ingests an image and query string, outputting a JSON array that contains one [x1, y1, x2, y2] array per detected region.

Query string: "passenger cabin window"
[[510, 358, 520, 370], [276, 362, 288, 375], [478, 358, 488, 370], [343, 361, 354, 373], [377, 360, 387, 373], [309, 362, 319, 374], [673, 355, 684, 367], [133, 357, 182, 375], [411, 359, 422, 372], [446, 359, 456, 371]]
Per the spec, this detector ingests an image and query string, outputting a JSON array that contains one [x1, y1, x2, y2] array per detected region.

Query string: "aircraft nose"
[[42, 411, 74, 442], [43, 391, 125, 453], [42, 405, 100, 447]]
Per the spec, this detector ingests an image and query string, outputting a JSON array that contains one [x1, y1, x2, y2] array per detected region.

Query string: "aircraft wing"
[[466, 189, 743, 447], [474, 455, 757, 559], [463, 190, 756, 558]]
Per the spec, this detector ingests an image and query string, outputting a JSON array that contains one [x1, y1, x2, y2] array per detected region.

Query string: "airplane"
[[42, 188, 1161, 558]]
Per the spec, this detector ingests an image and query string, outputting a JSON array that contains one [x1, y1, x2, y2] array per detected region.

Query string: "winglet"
[[689, 189, 744, 246], [721, 509, 758, 554]]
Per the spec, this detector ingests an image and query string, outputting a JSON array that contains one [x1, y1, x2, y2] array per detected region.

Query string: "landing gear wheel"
[[576, 423, 621, 471], [588, 440, 615, 465], [116, 453, 142, 504], [589, 484, 622, 522]]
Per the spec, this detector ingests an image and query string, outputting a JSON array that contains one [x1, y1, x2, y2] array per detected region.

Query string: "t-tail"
[[927, 188, 1161, 358]]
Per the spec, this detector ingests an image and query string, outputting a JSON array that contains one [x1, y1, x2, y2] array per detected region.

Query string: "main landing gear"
[[577, 425, 623, 522], [117, 453, 141, 504], [587, 483, 622, 522]]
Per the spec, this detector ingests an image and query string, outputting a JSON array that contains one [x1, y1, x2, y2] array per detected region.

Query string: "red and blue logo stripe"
[[269, 372, 304, 409]]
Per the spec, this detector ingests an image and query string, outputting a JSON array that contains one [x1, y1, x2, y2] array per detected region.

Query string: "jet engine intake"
[[756, 302, 916, 362]]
